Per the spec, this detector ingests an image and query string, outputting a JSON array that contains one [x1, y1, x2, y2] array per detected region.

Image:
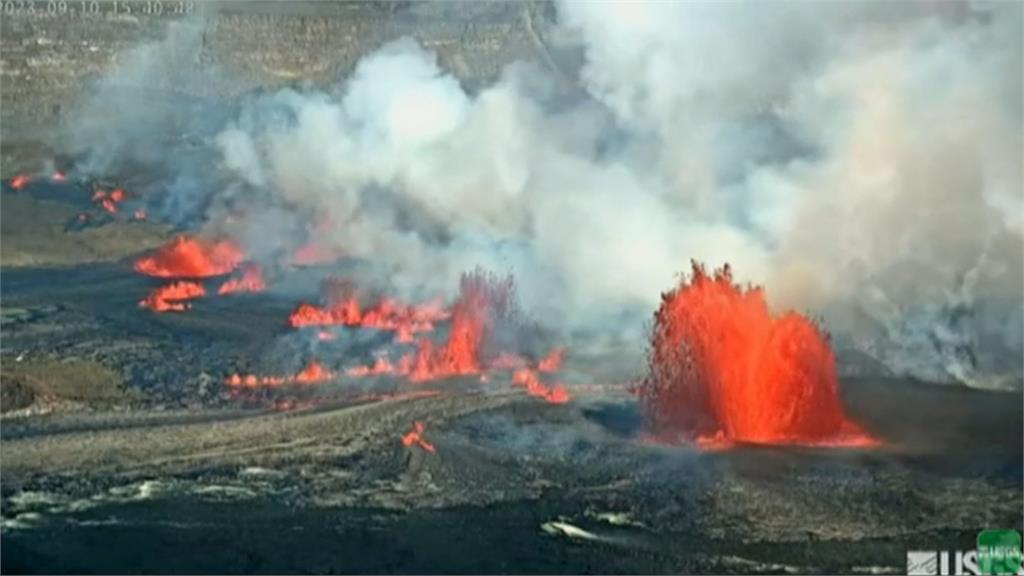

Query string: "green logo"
[[977, 529, 1022, 575]]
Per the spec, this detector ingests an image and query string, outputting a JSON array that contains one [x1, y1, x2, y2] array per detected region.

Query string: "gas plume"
[[64, 2, 1023, 388]]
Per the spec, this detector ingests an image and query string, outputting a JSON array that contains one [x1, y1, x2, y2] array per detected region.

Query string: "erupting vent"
[[640, 262, 874, 446], [138, 280, 206, 312], [218, 264, 267, 295], [134, 235, 244, 278]]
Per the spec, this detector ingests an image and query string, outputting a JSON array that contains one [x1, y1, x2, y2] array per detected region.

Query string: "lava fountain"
[[134, 235, 244, 278], [218, 264, 267, 295], [639, 262, 873, 446], [138, 281, 207, 312]]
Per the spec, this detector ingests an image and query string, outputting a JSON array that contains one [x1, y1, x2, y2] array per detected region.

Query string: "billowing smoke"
[[63, 2, 1022, 389]]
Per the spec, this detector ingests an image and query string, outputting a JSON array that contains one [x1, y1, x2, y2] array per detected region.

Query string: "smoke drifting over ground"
[[63, 2, 1022, 388]]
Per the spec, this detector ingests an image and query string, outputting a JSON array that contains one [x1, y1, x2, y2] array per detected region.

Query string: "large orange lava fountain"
[[640, 262, 874, 446]]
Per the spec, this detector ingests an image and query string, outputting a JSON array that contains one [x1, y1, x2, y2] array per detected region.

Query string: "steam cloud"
[[62, 2, 1023, 389]]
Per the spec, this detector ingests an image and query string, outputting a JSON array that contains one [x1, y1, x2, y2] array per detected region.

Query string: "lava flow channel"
[[639, 261, 874, 446], [134, 235, 244, 278]]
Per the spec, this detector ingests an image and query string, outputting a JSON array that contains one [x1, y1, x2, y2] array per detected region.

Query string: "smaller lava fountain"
[[218, 264, 267, 295], [639, 262, 874, 446], [134, 235, 244, 278], [138, 281, 207, 312], [512, 368, 570, 404]]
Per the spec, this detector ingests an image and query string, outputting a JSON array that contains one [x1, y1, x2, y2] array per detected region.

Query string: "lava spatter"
[[401, 421, 436, 453]]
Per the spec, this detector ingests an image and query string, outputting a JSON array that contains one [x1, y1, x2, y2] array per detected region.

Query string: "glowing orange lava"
[[538, 348, 564, 373], [218, 264, 267, 295], [639, 262, 874, 446], [134, 235, 244, 278], [403, 271, 514, 382], [333, 271, 572, 404], [225, 360, 333, 388], [294, 360, 331, 383], [401, 421, 436, 453], [513, 368, 570, 404], [139, 281, 207, 313], [91, 188, 127, 214], [345, 356, 399, 377], [10, 174, 29, 190], [289, 295, 447, 343]]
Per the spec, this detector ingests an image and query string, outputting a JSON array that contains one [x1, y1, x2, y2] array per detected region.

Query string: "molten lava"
[[139, 281, 207, 312], [213, 264, 571, 407], [345, 356, 400, 378], [404, 270, 515, 382], [91, 188, 127, 214], [512, 368, 570, 404], [10, 174, 29, 190], [294, 360, 331, 383], [401, 421, 436, 453], [134, 235, 244, 278], [289, 295, 447, 343], [218, 264, 267, 295], [640, 262, 872, 446], [225, 360, 333, 388], [51, 171, 66, 182], [538, 348, 565, 373], [335, 271, 573, 404]]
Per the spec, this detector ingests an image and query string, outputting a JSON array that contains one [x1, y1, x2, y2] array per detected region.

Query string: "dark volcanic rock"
[[0, 374, 35, 412]]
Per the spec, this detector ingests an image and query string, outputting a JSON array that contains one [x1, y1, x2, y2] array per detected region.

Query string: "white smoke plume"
[[65, 2, 1023, 388]]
